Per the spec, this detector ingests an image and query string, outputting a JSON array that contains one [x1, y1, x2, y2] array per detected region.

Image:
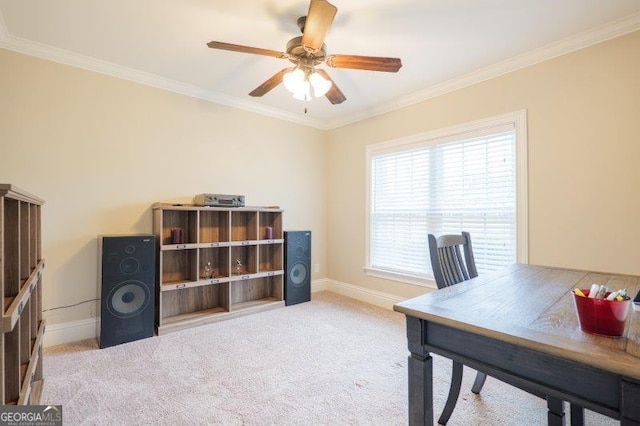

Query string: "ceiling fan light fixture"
[[309, 71, 331, 97], [283, 65, 331, 101], [283, 67, 315, 101], [292, 79, 312, 101], [207, 0, 401, 105], [283, 68, 305, 93]]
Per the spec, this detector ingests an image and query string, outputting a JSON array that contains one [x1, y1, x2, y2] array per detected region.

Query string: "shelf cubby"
[[231, 211, 257, 241], [19, 302, 30, 366], [30, 282, 38, 344], [259, 244, 283, 272], [161, 249, 197, 285], [230, 245, 257, 275], [230, 276, 283, 310], [19, 203, 31, 282], [160, 209, 198, 245], [200, 210, 230, 244], [4, 326, 19, 404], [259, 211, 283, 240], [29, 205, 38, 269], [199, 247, 229, 279], [4, 199, 20, 300], [160, 284, 229, 323]]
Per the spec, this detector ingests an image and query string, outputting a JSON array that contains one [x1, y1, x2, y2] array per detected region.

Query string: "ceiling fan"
[[207, 0, 402, 105]]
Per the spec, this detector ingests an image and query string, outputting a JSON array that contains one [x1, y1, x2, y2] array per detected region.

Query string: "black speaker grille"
[[284, 231, 311, 306], [99, 235, 155, 348]]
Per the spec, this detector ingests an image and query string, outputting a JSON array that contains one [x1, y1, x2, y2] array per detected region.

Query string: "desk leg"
[[407, 317, 434, 426], [547, 396, 566, 426], [569, 404, 584, 426], [621, 380, 640, 425]]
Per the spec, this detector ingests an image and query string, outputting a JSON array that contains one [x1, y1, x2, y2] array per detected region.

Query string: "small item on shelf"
[[265, 226, 274, 239], [171, 228, 183, 244], [193, 193, 245, 207], [234, 259, 243, 275], [203, 262, 214, 279]]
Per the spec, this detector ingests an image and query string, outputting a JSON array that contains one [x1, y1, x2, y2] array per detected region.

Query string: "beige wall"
[[326, 30, 640, 299], [2, 29, 639, 328], [0, 48, 327, 326]]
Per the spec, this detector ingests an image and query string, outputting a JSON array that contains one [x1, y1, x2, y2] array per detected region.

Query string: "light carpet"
[[42, 291, 615, 425]]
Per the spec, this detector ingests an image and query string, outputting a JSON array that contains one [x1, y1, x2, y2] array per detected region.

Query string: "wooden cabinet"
[[1, 184, 45, 405], [152, 204, 284, 335]]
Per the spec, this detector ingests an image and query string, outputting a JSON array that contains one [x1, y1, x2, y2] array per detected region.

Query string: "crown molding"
[[326, 12, 640, 129], [1, 9, 639, 131], [0, 26, 329, 130]]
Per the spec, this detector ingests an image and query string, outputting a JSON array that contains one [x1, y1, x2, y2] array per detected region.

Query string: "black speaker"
[[98, 235, 155, 349], [284, 230, 311, 306]]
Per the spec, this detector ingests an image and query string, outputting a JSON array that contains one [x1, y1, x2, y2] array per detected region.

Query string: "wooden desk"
[[394, 264, 640, 425]]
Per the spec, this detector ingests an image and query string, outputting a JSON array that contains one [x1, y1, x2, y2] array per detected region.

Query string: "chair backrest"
[[428, 231, 478, 289]]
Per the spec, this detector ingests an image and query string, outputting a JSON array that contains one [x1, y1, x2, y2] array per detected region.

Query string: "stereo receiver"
[[193, 193, 245, 207]]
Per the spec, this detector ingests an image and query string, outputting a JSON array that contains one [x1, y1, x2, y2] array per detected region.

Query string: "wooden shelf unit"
[[152, 204, 284, 335], [1, 184, 45, 406]]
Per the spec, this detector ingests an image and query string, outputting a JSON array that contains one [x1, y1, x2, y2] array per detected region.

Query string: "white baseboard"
[[311, 278, 330, 292], [44, 279, 404, 347], [44, 317, 98, 348], [317, 278, 406, 310]]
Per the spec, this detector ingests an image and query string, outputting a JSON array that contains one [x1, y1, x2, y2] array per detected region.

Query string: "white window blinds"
[[370, 127, 517, 279]]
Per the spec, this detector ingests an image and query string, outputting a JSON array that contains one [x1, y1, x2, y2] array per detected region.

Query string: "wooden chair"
[[428, 232, 583, 425], [428, 232, 487, 425]]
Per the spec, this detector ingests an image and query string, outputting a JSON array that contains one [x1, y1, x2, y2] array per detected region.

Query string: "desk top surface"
[[394, 263, 640, 381]]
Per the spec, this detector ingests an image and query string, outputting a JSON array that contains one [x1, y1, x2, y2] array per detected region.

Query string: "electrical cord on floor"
[[43, 298, 100, 312]]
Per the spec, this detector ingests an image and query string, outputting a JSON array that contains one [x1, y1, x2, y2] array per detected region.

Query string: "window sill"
[[363, 267, 437, 289]]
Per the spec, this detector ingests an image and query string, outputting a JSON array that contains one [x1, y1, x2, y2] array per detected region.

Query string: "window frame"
[[364, 110, 529, 288]]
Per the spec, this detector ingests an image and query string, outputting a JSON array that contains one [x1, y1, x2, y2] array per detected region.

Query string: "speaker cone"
[[106, 280, 151, 319], [120, 257, 140, 274], [289, 262, 308, 287]]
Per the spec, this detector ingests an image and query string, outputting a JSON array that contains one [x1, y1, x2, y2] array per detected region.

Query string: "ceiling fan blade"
[[326, 54, 402, 73], [207, 41, 286, 59], [249, 68, 290, 97], [316, 69, 346, 105], [301, 0, 337, 51]]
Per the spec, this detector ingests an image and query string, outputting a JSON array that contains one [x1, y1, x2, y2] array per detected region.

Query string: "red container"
[[573, 290, 632, 337]]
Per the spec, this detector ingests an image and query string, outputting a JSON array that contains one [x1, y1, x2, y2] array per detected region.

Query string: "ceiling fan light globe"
[[292, 80, 312, 101], [283, 68, 305, 93], [309, 71, 332, 97]]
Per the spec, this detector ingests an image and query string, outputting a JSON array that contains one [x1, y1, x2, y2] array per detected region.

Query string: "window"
[[365, 111, 528, 287]]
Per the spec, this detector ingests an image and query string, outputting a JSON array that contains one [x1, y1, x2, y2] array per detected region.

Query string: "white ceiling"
[[1, 0, 640, 129]]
